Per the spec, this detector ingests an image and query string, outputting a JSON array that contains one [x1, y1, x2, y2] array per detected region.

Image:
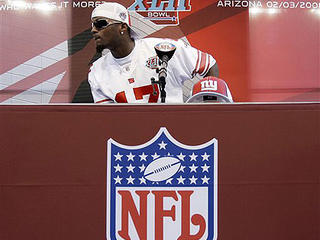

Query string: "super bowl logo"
[[106, 127, 217, 240], [146, 56, 160, 69], [128, 0, 192, 26]]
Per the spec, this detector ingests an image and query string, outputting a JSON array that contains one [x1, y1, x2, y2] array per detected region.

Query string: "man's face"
[[91, 17, 121, 53]]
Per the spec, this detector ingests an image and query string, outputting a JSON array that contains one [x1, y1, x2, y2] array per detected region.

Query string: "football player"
[[89, 2, 232, 103]]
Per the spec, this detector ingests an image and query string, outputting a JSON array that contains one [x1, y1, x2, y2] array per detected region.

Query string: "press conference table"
[[0, 103, 319, 240]]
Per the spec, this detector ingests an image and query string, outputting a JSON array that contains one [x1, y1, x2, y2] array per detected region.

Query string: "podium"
[[0, 103, 319, 240]]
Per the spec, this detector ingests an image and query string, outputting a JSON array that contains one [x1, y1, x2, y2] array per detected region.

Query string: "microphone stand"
[[151, 56, 169, 103], [151, 42, 176, 103]]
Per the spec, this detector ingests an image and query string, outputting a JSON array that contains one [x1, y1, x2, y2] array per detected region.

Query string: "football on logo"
[[144, 156, 181, 182]]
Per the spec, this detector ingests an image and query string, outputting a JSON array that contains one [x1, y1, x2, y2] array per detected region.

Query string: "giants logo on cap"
[[128, 0, 191, 26], [201, 79, 218, 91], [106, 127, 218, 239], [187, 77, 232, 103], [193, 77, 227, 95]]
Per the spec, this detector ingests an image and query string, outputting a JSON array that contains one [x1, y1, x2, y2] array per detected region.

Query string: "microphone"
[[154, 42, 176, 82], [153, 42, 176, 103]]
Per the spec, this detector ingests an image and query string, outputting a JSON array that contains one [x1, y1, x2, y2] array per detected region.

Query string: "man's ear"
[[120, 23, 129, 32]]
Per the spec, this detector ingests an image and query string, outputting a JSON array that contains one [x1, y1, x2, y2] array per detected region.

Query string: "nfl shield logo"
[[106, 127, 218, 240]]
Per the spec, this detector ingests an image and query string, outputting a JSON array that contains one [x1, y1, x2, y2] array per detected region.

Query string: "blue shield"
[[106, 127, 217, 240]]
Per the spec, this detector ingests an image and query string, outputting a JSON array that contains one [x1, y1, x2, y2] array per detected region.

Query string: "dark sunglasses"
[[92, 19, 119, 30]]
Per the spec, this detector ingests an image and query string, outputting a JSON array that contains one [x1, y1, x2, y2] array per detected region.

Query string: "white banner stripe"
[[2, 71, 66, 104], [0, 41, 68, 90]]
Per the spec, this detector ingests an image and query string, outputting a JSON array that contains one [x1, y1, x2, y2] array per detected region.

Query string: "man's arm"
[[204, 62, 219, 77]]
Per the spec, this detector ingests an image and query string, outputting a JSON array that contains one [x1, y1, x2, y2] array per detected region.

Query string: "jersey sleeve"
[[226, 85, 233, 102], [171, 39, 216, 83], [88, 66, 114, 104]]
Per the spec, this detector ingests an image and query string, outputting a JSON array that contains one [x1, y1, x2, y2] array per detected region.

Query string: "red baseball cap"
[[186, 77, 233, 103]]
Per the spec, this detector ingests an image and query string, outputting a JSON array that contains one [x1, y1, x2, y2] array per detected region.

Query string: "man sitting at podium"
[[88, 2, 233, 103]]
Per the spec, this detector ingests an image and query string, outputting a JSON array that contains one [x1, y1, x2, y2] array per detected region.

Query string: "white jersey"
[[88, 38, 216, 103]]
